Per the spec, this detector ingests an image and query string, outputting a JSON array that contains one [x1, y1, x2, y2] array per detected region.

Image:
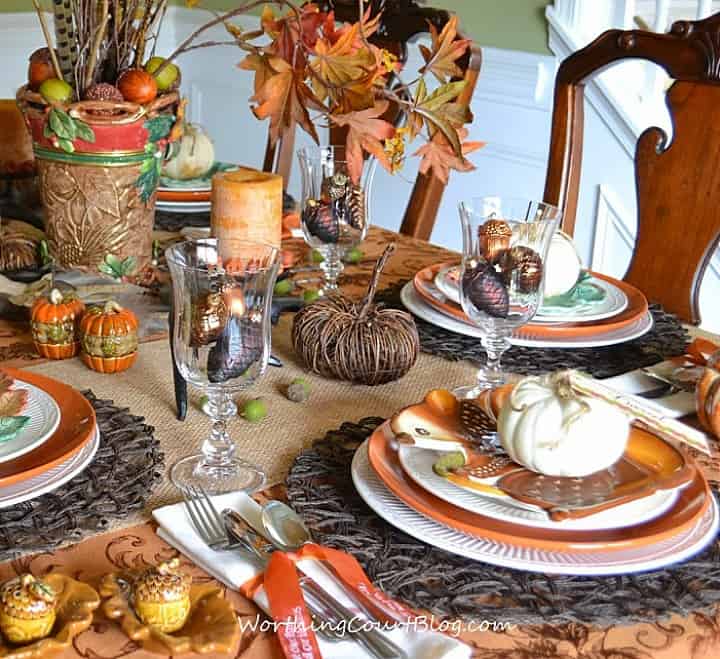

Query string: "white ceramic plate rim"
[[352, 440, 718, 575], [0, 426, 99, 508], [433, 265, 630, 323], [398, 444, 679, 531], [0, 380, 61, 464], [158, 161, 238, 192], [400, 281, 653, 349]]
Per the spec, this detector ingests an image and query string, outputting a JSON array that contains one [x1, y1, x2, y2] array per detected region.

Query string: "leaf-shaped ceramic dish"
[[390, 389, 696, 521], [99, 573, 239, 656], [0, 573, 100, 659]]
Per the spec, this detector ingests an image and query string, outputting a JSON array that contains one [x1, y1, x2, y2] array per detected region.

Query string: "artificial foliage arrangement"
[[17, 0, 184, 271], [173, 0, 482, 184]]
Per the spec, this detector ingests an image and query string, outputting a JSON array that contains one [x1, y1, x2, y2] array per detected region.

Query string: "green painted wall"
[[1, 1, 551, 55]]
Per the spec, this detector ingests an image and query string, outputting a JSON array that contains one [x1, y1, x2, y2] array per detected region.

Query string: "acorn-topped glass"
[[298, 146, 376, 294], [457, 197, 560, 397], [166, 239, 280, 494]]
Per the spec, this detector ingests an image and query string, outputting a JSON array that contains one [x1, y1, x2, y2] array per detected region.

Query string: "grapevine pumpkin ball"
[[30, 288, 86, 360], [79, 300, 138, 373]]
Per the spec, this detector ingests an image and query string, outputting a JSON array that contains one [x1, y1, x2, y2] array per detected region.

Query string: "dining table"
[[0, 224, 719, 659]]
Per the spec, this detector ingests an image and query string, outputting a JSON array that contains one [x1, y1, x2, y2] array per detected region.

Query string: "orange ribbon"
[[682, 338, 719, 366], [239, 543, 420, 659]]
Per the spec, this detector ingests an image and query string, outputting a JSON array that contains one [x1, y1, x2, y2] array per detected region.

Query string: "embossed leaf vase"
[[17, 86, 184, 271]]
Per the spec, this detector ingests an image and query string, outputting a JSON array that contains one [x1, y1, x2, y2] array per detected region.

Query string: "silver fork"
[[180, 486, 404, 658]]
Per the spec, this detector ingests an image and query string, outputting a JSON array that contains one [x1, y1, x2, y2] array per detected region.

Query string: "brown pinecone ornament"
[[303, 199, 339, 244], [462, 261, 509, 318]]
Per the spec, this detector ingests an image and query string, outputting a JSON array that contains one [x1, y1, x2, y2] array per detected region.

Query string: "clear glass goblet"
[[166, 238, 280, 494], [297, 145, 376, 294], [456, 197, 560, 398]]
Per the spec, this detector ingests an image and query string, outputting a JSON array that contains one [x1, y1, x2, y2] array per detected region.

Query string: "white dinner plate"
[[400, 281, 653, 348], [0, 426, 99, 509], [0, 380, 61, 464], [352, 440, 718, 575], [156, 201, 211, 213], [398, 445, 679, 531], [434, 265, 629, 323]]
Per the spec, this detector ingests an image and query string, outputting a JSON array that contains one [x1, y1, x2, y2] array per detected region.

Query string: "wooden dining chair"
[[261, 0, 482, 241], [543, 13, 720, 325]]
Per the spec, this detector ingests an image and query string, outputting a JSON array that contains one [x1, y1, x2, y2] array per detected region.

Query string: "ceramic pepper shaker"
[[131, 559, 191, 633], [0, 574, 58, 643]]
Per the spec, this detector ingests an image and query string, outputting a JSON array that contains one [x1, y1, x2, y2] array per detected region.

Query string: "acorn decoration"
[[499, 245, 544, 294], [117, 68, 158, 105], [478, 219, 512, 262], [30, 288, 86, 359], [27, 47, 56, 92], [0, 574, 58, 644], [292, 244, 419, 385], [189, 291, 228, 347], [131, 559, 191, 634], [462, 261, 509, 319], [79, 300, 138, 373], [302, 199, 339, 244]]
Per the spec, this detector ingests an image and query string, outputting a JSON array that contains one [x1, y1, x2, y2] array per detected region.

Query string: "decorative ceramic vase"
[[17, 86, 182, 271]]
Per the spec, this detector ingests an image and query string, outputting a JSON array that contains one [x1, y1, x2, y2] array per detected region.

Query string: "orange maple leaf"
[[238, 53, 278, 96], [321, 8, 381, 48], [413, 128, 484, 184], [310, 25, 376, 103], [263, 3, 326, 63], [419, 15, 471, 83], [330, 101, 396, 183], [250, 57, 324, 146]]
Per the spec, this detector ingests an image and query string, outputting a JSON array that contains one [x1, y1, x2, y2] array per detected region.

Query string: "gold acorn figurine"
[[131, 559, 191, 633], [0, 574, 58, 644]]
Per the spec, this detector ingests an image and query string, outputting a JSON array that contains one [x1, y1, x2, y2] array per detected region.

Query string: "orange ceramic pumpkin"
[[79, 300, 138, 373], [697, 354, 720, 438], [30, 288, 85, 359]]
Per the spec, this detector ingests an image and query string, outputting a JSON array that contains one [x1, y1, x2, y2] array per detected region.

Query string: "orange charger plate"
[[0, 368, 96, 488], [414, 263, 649, 340], [367, 423, 710, 553]]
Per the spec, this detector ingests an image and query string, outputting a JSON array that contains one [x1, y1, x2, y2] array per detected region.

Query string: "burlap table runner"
[[22, 315, 480, 533]]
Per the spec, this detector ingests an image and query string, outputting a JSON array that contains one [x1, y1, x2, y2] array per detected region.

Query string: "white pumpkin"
[[543, 231, 582, 297], [498, 374, 630, 477], [162, 124, 215, 180]]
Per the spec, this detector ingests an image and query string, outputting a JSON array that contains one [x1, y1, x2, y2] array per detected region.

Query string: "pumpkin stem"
[[103, 299, 123, 314], [357, 243, 395, 321], [49, 288, 64, 305]]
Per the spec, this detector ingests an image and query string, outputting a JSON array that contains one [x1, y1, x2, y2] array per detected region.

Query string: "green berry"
[[39, 78, 73, 104], [344, 247, 363, 264], [311, 249, 325, 264], [432, 451, 466, 477], [198, 395, 209, 409], [291, 377, 310, 391], [145, 56, 180, 92], [274, 278, 294, 296], [242, 398, 267, 422], [303, 289, 320, 303]]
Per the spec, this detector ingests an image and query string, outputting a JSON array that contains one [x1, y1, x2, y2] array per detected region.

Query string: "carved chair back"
[[543, 14, 720, 324], [261, 0, 481, 240]]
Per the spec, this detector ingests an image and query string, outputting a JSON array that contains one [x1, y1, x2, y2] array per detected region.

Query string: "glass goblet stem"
[[320, 246, 344, 292], [480, 329, 512, 388], [200, 389, 236, 470]]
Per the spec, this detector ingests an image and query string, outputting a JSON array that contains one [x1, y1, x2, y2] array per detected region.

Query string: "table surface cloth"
[[0, 227, 719, 659]]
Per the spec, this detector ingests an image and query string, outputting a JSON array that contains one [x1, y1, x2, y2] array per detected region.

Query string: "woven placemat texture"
[[377, 282, 690, 378], [0, 391, 164, 561], [286, 418, 720, 627]]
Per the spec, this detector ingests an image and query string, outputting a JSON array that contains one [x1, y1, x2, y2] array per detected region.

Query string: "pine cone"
[[83, 83, 123, 103]]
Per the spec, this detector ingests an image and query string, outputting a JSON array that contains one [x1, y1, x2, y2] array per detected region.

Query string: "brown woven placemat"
[[376, 282, 690, 378], [0, 391, 164, 561], [286, 418, 720, 626]]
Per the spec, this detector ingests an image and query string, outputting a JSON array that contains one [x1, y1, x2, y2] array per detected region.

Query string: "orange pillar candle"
[[211, 168, 283, 248]]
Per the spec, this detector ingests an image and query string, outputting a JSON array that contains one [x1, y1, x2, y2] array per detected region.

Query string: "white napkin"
[[602, 366, 695, 418], [154, 492, 471, 659]]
